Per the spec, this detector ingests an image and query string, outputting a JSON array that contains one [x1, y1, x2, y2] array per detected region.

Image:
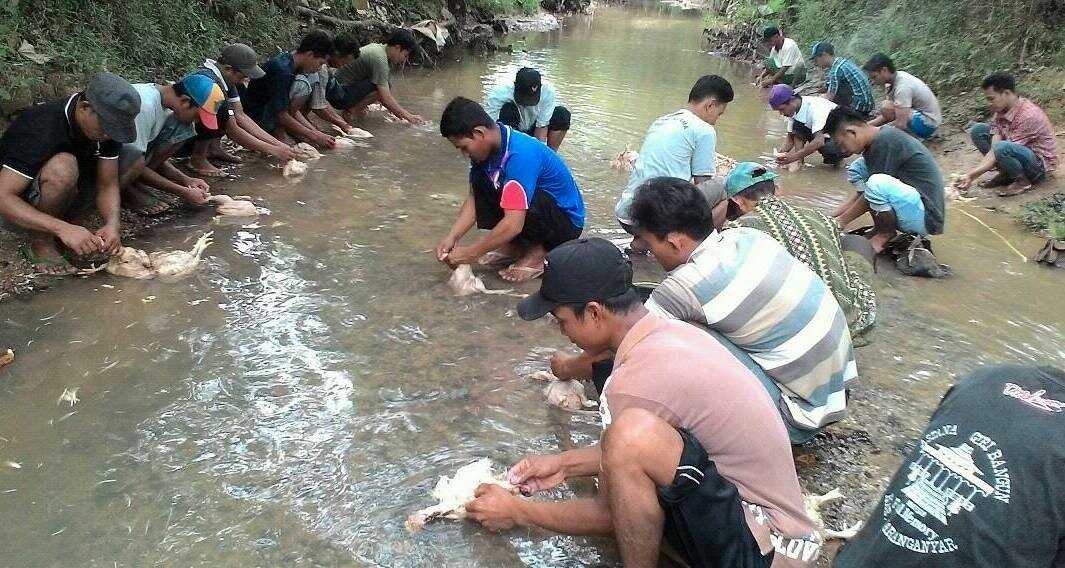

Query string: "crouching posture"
[[465, 238, 822, 567], [828, 108, 946, 252], [0, 73, 140, 274], [954, 72, 1058, 197], [436, 97, 585, 282]]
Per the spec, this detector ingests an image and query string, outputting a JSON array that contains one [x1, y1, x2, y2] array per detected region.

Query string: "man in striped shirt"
[[629, 177, 858, 442], [810, 42, 875, 117]]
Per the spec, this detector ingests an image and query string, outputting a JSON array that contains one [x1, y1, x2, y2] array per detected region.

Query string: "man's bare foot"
[[208, 147, 243, 164], [499, 247, 547, 283], [868, 232, 893, 254], [122, 184, 172, 216], [20, 240, 76, 275], [996, 179, 1032, 197], [188, 157, 227, 178]]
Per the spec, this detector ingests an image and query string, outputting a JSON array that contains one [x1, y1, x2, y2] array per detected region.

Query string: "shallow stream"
[[1, 2, 1062, 566]]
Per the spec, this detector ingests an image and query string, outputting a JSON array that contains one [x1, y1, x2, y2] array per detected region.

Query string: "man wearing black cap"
[[484, 67, 571, 150], [464, 238, 820, 568], [755, 26, 806, 88], [183, 43, 298, 176], [0, 72, 139, 274]]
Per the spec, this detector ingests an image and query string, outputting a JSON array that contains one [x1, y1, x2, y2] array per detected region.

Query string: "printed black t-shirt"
[[0, 94, 121, 179], [835, 364, 1065, 567]]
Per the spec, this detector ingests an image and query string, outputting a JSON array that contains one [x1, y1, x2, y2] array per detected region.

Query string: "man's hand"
[[954, 173, 974, 191], [550, 352, 583, 380], [507, 454, 566, 494], [95, 223, 122, 255], [57, 224, 104, 256], [316, 134, 337, 149], [466, 484, 524, 531], [445, 245, 479, 266], [184, 182, 210, 205], [774, 151, 795, 165], [435, 236, 457, 264], [271, 144, 297, 162], [406, 113, 426, 126]]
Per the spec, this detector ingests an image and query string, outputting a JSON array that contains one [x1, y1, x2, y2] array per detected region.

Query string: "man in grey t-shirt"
[[827, 108, 945, 252], [863, 53, 942, 139]]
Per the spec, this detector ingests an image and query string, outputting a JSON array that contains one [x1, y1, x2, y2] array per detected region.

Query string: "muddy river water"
[[1, 2, 1062, 566]]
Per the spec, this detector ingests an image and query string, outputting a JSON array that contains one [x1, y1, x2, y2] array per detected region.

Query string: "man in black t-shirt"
[[0, 72, 140, 274], [835, 363, 1065, 567]]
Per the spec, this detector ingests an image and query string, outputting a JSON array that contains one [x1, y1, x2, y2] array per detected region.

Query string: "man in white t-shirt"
[[614, 75, 733, 236], [768, 84, 846, 167], [757, 27, 806, 88], [484, 67, 571, 150]]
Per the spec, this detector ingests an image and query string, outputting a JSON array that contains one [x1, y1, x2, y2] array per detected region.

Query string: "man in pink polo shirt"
[[463, 238, 820, 568], [955, 72, 1058, 197]]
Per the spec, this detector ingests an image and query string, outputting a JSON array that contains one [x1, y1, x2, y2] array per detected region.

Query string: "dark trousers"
[[793, 121, 847, 165], [970, 122, 1045, 183], [498, 103, 572, 134], [471, 170, 581, 251]]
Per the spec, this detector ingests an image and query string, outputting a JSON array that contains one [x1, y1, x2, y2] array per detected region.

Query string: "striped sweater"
[[646, 228, 858, 432]]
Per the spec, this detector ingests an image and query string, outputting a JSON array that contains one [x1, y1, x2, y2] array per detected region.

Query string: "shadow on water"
[[0, 1, 1061, 565]]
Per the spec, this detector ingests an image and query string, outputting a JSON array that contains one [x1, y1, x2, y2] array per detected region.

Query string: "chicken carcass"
[[448, 264, 513, 297], [293, 142, 323, 161], [207, 194, 258, 217], [406, 459, 517, 532], [282, 159, 309, 177]]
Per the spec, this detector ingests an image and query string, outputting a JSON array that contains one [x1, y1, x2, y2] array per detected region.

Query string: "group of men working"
[[1, 20, 1061, 567], [429, 28, 1061, 568], [0, 28, 430, 274]]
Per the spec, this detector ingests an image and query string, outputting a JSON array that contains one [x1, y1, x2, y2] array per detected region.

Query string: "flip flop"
[[499, 265, 544, 283], [19, 245, 76, 275], [996, 183, 1032, 197]]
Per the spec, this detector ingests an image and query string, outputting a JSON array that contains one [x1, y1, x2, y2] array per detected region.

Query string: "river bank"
[[0, 0, 583, 302], [0, 3, 1061, 566]]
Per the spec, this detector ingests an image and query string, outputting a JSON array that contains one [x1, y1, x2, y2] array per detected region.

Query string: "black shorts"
[[498, 103, 572, 134], [659, 428, 774, 568], [471, 170, 581, 251], [328, 79, 378, 110]]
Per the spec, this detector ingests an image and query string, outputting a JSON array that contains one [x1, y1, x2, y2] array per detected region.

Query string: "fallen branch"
[[956, 207, 1028, 262]]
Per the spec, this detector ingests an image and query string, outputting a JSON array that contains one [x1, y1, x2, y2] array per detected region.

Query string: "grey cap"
[[84, 72, 141, 144], [219, 43, 265, 80]]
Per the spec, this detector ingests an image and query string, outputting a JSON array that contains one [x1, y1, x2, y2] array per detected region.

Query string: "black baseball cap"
[[84, 72, 141, 144], [761, 26, 780, 42], [514, 67, 542, 106], [517, 238, 633, 321]]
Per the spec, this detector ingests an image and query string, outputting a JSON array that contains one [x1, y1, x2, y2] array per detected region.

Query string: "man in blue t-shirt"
[[435, 97, 584, 283], [243, 30, 336, 149]]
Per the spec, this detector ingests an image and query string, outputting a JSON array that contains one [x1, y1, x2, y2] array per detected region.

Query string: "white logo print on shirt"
[[877, 424, 1011, 555], [1002, 383, 1065, 413]]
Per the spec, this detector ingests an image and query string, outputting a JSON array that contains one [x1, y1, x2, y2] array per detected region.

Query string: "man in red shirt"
[[955, 72, 1058, 197]]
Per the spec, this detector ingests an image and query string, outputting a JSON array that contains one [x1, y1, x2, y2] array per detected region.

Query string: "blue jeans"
[[970, 122, 1045, 183], [847, 158, 929, 235]]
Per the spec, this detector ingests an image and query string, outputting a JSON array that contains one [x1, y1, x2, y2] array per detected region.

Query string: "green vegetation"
[[705, 0, 1065, 122], [469, 0, 540, 15], [1016, 193, 1065, 235]]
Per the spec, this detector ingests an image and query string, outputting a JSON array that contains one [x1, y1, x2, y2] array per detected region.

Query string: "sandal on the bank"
[[19, 245, 76, 276]]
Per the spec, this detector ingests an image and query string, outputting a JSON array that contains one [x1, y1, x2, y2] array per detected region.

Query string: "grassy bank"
[[0, 0, 538, 116], [703, 0, 1065, 125]]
